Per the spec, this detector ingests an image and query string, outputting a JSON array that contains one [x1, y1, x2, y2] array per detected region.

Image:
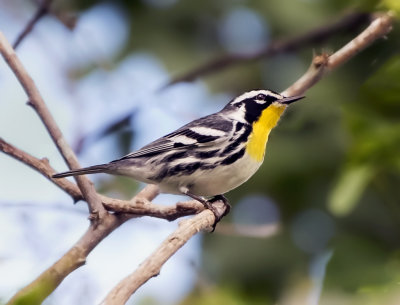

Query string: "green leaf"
[[328, 164, 375, 216]]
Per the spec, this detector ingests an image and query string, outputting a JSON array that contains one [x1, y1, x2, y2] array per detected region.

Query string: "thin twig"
[[13, 0, 53, 49], [0, 137, 82, 201], [282, 12, 393, 97], [0, 31, 105, 220], [0, 201, 87, 214], [101, 12, 394, 305], [32, 0, 77, 30], [163, 11, 370, 88], [0, 138, 204, 220]]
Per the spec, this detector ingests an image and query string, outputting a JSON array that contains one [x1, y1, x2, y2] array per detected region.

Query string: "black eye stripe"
[[242, 94, 280, 123], [265, 94, 279, 103]]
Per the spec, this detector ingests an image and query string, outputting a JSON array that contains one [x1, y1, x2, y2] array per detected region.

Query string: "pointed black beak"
[[279, 95, 305, 105]]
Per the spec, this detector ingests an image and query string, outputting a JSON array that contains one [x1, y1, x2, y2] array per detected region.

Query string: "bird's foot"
[[209, 194, 231, 218], [180, 188, 230, 231]]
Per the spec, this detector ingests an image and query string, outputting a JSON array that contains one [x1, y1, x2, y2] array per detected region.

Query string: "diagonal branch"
[[0, 137, 83, 201], [0, 31, 105, 219], [13, 0, 53, 49], [101, 12, 394, 305], [282, 12, 393, 98], [163, 11, 370, 88], [0, 137, 204, 220]]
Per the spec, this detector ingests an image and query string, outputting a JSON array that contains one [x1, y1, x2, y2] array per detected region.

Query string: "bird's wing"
[[113, 114, 233, 161]]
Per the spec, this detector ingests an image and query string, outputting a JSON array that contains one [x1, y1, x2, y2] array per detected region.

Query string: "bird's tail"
[[52, 164, 109, 178]]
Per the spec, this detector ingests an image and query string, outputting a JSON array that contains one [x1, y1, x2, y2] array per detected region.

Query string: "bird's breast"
[[246, 104, 286, 161]]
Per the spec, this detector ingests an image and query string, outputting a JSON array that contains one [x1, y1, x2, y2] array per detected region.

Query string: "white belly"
[[158, 152, 262, 197]]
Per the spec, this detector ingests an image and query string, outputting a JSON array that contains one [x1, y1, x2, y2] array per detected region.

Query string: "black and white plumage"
[[53, 90, 303, 204]]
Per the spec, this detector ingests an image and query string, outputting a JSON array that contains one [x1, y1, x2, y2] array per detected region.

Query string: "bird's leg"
[[179, 187, 230, 231], [181, 190, 218, 214]]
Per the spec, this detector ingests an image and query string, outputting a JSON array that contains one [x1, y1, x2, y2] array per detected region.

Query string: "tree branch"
[[100, 201, 226, 305], [5, 185, 157, 305], [0, 138, 204, 220], [100, 12, 394, 304], [13, 0, 53, 49], [282, 12, 393, 97], [0, 137, 83, 202], [0, 31, 105, 219], [163, 11, 370, 88]]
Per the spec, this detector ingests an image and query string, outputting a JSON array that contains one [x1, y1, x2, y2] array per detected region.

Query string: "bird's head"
[[225, 89, 304, 123]]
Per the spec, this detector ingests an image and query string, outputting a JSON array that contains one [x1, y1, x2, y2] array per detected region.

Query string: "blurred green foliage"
[[45, 0, 400, 304]]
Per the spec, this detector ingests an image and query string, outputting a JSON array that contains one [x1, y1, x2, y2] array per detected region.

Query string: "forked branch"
[[0, 31, 104, 219]]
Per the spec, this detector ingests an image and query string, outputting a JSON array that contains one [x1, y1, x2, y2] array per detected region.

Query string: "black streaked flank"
[[161, 151, 187, 163], [221, 124, 251, 155], [167, 162, 202, 177], [173, 142, 185, 148], [195, 149, 220, 159], [235, 121, 244, 132], [220, 148, 245, 165]]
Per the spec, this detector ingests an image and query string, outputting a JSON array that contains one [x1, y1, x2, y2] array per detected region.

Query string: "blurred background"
[[0, 0, 400, 304]]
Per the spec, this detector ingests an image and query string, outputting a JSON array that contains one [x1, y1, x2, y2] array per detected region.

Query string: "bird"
[[53, 89, 304, 226]]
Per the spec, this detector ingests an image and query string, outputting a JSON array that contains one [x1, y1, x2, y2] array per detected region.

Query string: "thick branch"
[[0, 31, 105, 219], [5, 185, 160, 305], [7, 215, 124, 305]]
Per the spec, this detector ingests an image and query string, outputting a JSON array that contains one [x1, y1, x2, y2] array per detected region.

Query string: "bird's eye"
[[256, 94, 266, 100]]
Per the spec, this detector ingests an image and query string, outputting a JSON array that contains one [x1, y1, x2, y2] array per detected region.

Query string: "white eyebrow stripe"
[[190, 126, 226, 136], [230, 90, 282, 105]]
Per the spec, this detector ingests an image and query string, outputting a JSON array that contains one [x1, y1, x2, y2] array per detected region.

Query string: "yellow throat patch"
[[246, 104, 286, 162]]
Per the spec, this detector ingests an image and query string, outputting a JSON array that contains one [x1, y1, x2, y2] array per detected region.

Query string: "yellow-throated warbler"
[[53, 90, 304, 223]]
